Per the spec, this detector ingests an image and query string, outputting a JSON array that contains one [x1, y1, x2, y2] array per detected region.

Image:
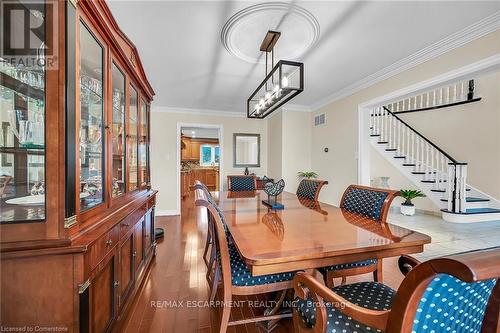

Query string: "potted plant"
[[400, 189, 425, 216], [297, 171, 318, 179]]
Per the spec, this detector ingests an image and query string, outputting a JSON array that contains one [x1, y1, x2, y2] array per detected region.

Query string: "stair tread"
[[431, 189, 446, 193], [377, 141, 388, 144], [412, 171, 437, 174], [370, 134, 380, 137], [394, 156, 406, 159], [441, 208, 500, 215], [385, 148, 397, 151], [440, 197, 490, 203], [402, 163, 416, 166]]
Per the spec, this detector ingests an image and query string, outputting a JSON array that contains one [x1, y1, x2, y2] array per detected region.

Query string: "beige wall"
[[267, 111, 283, 181], [311, 30, 500, 207], [370, 70, 500, 212], [150, 110, 268, 214]]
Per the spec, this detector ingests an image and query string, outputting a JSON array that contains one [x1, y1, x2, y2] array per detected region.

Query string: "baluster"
[[453, 84, 457, 102], [406, 128, 410, 162], [415, 134, 419, 170], [460, 81, 465, 101], [388, 113, 393, 148], [376, 107, 381, 136], [369, 108, 373, 132], [447, 164, 454, 211], [446, 86, 450, 104], [441, 155, 446, 191], [430, 148, 435, 188], [382, 108, 387, 142], [432, 90, 437, 106], [425, 142, 430, 180], [419, 94, 423, 109]]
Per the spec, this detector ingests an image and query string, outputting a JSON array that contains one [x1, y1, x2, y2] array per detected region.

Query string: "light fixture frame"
[[247, 60, 304, 119]]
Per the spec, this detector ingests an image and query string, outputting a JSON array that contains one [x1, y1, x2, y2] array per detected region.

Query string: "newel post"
[[448, 163, 468, 213]]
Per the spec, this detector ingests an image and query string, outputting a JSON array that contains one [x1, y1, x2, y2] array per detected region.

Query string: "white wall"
[[150, 110, 268, 214], [311, 30, 500, 208]]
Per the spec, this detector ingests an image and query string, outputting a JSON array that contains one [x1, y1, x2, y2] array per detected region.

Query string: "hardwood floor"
[[119, 194, 405, 333]]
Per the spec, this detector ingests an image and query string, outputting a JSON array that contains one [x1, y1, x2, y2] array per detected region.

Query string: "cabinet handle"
[[114, 281, 119, 288], [106, 239, 113, 246], [133, 251, 137, 257]]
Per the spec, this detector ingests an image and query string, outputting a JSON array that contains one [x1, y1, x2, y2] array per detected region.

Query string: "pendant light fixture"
[[247, 31, 304, 119]]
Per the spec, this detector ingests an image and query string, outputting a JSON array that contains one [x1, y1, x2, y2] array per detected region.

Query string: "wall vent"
[[314, 113, 326, 126]]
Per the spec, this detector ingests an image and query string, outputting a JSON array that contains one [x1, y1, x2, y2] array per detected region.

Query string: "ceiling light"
[[247, 31, 303, 119]]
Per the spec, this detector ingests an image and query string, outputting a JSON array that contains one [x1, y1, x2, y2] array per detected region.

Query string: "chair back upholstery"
[[340, 185, 399, 221], [227, 175, 256, 191], [387, 247, 500, 333], [296, 179, 328, 200]]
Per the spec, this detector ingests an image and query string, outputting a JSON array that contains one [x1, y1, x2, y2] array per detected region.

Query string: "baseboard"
[[155, 209, 179, 216]]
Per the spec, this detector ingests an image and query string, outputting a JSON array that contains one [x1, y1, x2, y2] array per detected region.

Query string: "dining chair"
[[194, 187, 298, 333], [296, 179, 328, 201], [317, 185, 400, 287], [194, 181, 214, 269], [227, 175, 256, 191], [293, 247, 500, 333]]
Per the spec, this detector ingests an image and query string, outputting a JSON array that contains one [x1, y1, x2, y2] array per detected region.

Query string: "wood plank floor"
[[119, 195, 406, 333]]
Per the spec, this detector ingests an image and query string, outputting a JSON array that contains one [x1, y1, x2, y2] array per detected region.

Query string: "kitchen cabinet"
[[0, 1, 157, 332], [181, 138, 218, 161], [181, 171, 191, 199]]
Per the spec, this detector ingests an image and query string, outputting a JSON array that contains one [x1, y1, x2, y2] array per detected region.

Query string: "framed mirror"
[[233, 133, 260, 167]]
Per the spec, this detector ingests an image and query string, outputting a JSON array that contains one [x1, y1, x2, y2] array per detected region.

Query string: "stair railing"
[[370, 106, 467, 213]]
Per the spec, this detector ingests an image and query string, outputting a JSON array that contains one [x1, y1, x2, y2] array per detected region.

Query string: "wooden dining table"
[[214, 190, 432, 276]]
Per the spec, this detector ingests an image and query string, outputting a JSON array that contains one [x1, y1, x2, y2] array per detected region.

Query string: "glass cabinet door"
[[79, 22, 104, 211], [139, 99, 148, 187], [128, 86, 138, 191], [0, 7, 46, 223], [112, 64, 126, 197]]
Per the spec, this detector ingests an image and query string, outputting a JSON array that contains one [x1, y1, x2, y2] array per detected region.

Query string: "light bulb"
[[282, 76, 289, 87], [254, 104, 259, 111], [265, 91, 271, 100], [273, 85, 279, 93], [259, 98, 264, 106]]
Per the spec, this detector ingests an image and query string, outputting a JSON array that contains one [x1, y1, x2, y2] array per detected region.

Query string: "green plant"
[[297, 171, 318, 179], [400, 189, 426, 206]]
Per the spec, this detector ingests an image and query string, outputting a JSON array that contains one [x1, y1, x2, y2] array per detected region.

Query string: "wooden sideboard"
[[0, 1, 156, 332]]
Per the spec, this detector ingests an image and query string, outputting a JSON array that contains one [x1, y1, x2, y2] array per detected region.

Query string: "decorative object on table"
[[297, 171, 318, 179], [400, 189, 426, 216], [30, 181, 45, 195], [244, 167, 249, 175], [154, 227, 165, 240], [262, 179, 285, 210], [247, 30, 304, 119]]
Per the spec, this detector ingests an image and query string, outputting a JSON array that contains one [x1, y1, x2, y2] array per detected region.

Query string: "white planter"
[[400, 204, 415, 216]]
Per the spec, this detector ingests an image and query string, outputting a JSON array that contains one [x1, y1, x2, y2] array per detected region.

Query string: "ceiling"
[[107, 1, 499, 114]]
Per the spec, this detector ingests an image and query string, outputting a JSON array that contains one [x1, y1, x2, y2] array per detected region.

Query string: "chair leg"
[[340, 276, 347, 285], [203, 233, 212, 267], [374, 260, 383, 282], [219, 299, 231, 333], [325, 271, 335, 288]]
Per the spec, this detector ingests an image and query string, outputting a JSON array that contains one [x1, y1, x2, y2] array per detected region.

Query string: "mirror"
[[233, 133, 260, 167]]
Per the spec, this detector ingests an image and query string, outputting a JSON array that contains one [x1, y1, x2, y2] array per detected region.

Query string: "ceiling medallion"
[[247, 31, 304, 119], [221, 2, 320, 64]]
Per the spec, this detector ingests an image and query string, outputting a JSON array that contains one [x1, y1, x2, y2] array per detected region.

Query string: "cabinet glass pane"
[[79, 23, 104, 211], [128, 86, 138, 191], [139, 99, 147, 187], [111, 64, 125, 197], [0, 5, 46, 223]]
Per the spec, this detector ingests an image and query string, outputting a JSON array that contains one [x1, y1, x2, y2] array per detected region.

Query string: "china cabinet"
[[1, 1, 156, 332]]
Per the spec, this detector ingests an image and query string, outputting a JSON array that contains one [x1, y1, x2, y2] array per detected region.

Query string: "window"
[[200, 145, 219, 166]]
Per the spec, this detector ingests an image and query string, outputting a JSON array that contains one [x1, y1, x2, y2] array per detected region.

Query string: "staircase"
[[369, 86, 500, 223]]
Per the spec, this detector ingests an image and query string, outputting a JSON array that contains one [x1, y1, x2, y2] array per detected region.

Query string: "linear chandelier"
[[247, 31, 304, 119]]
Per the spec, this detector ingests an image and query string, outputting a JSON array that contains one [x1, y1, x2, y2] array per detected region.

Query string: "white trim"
[[155, 210, 179, 216], [282, 104, 312, 112], [176, 122, 224, 214], [155, 106, 245, 118], [311, 12, 500, 111]]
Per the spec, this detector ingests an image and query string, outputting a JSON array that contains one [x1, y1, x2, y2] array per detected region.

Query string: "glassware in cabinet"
[[111, 64, 126, 197], [139, 99, 148, 187], [128, 86, 138, 191]]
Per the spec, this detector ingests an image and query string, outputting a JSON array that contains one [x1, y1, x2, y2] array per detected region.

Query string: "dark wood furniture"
[[214, 190, 429, 277], [256, 176, 273, 190], [317, 185, 400, 287], [1, 2, 156, 332], [227, 175, 257, 191], [195, 188, 296, 333], [296, 179, 328, 201], [293, 247, 500, 333]]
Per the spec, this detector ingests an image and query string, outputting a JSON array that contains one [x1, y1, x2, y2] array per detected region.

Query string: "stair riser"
[[442, 212, 500, 223]]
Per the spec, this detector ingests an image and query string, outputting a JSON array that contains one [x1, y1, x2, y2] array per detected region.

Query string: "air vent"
[[314, 113, 326, 126]]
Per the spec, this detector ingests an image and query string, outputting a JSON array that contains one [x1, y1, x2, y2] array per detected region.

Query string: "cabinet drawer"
[[88, 224, 119, 272]]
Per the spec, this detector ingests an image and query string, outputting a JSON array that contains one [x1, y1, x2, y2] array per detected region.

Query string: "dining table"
[[214, 190, 432, 277]]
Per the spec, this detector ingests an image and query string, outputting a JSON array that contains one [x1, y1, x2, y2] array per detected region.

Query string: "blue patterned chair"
[[293, 247, 500, 333], [227, 175, 256, 191], [194, 187, 299, 332], [296, 179, 328, 201], [318, 185, 400, 287]]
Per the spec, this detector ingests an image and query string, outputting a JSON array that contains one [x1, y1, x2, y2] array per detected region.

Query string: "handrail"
[[382, 106, 460, 164]]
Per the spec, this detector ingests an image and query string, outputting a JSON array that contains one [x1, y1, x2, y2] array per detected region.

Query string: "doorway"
[[177, 123, 223, 210]]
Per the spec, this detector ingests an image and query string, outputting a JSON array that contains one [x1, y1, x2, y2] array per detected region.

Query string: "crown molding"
[[153, 106, 246, 118], [310, 11, 500, 112]]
